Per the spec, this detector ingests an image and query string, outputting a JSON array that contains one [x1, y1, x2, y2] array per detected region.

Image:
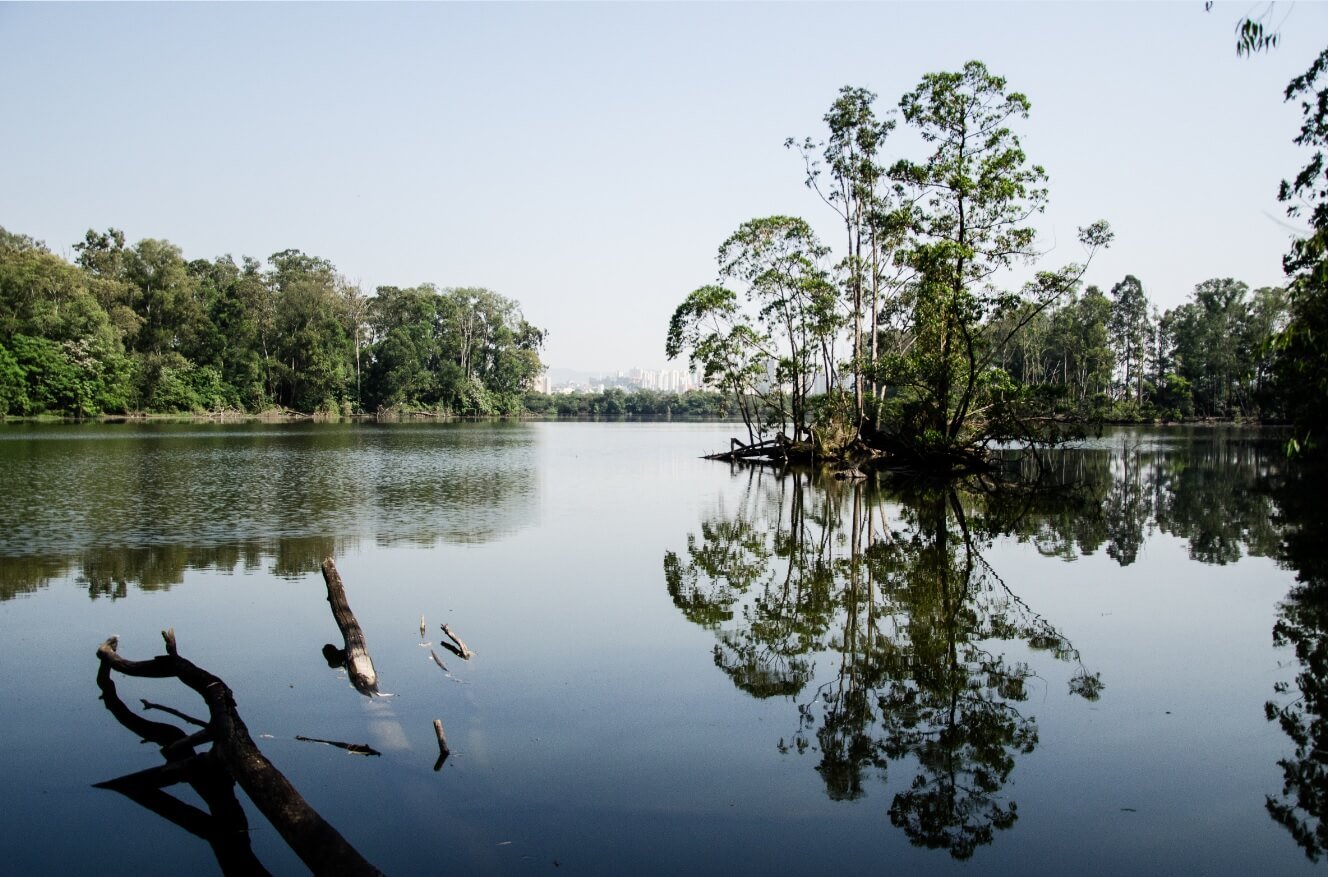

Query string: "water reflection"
[[1007, 431, 1282, 565], [666, 469, 1099, 859], [0, 537, 349, 601], [1266, 461, 1328, 861], [665, 430, 1297, 860], [0, 424, 538, 600]]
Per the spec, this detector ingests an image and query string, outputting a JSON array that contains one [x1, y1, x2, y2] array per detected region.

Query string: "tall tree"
[[1107, 274, 1151, 404], [717, 216, 839, 441], [790, 86, 897, 418], [266, 249, 351, 412], [885, 61, 1110, 462], [666, 284, 768, 443]]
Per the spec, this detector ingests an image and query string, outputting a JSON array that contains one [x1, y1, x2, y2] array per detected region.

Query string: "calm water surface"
[[0, 421, 1322, 874]]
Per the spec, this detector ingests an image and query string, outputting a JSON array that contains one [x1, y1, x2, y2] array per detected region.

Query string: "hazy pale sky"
[[2, 2, 1323, 373]]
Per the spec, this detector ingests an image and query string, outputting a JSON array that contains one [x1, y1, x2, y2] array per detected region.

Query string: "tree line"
[[0, 227, 547, 417], [988, 274, 1288, 421], [668, 59, 1324, 469]]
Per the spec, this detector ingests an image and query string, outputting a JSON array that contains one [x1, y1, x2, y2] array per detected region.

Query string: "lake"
[[0, 421, 1322, 875]]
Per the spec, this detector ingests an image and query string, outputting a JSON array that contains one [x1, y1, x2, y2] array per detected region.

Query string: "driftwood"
[[439, 623, 473, 660], [432, 719, 450, 771], [294, 735, 381, 757], [96, 652, 269, 876], [321, 558, 380, 696], [704, 436, 788, 462], [141, 698, 208, 728], [96, 630, 382, 876]]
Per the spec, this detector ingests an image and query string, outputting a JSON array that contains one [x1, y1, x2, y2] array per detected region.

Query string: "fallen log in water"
[[321, 557, 380, 696], [96, 630, 383, 876], [433, 719, 450, 771], [703, 435, 788, 462], [294, 735, 381, 757], [439, 623, 474, 660]]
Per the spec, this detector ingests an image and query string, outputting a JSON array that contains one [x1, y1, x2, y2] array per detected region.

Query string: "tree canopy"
[[0, 227, 547, 417]]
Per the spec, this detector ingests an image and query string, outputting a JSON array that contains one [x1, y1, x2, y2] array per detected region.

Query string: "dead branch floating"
[[321, 557, 380, 696], [429, 649, 449, 673], [433, 719, 450, 771], [294, 735, 382, 757], [141, 698, 208, 728], [96, 630, 383, 877], [440, 624, 474, 660]]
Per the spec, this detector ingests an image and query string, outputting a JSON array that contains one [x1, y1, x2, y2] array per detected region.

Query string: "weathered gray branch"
[[433, 719, 450, 771], [440, 624, 474, 660], [321, 557, 380, 696], [295, 735, 381, 757]]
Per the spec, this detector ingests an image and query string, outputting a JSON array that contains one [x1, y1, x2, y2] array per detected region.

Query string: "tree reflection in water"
[[666, 431, 1328, 862], [1266, 460, 1328, 861], [665, 466, 1101, 859]]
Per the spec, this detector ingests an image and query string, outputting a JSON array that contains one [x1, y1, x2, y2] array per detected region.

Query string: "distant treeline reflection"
[[3, 537, 348, 601], [0, 425, 539, 600]]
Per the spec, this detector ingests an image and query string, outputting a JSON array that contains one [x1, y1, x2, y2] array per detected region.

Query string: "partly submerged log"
[[96, 631, 382, 877], [321, 557, 380, 696], [95, 649, 264, 877], [704, 435, 789, 462], [433, 719, 451, 771], [294, 735, 381, 757], [439, 623, 474, 660]]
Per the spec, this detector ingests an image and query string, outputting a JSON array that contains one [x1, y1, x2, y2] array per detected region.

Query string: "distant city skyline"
[[543, 366, 704, 394]]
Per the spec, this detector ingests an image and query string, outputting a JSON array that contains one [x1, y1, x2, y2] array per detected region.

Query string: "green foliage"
[[0, 342, 24, 414], [0, 226, 546, 417], [524, 389, 739, 420], [879, 62, 1110, 458], [1108, 275, 1151, 403], [1274, 46, 1328, 452], [717, 216, 838, 439], [665, 65, 1312, 465], [363, 284, 545, 416]]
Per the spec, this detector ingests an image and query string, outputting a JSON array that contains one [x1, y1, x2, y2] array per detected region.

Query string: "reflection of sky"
[[0, 423, 1318, 875]]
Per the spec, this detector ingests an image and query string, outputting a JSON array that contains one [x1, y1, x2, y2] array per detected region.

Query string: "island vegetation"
[[667, 58, 1325, 470]]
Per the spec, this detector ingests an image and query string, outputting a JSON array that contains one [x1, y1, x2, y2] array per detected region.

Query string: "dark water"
[[0, 422, 1323, 874]]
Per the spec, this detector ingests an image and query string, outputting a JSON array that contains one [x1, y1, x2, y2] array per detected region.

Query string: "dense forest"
[[0, 221, 1290, 426], [0, 227, 547, 417], [985, 274, 1287, 422]]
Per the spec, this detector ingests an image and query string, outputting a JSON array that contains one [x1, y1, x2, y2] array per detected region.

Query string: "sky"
[[2, 2, 1325, 375]]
